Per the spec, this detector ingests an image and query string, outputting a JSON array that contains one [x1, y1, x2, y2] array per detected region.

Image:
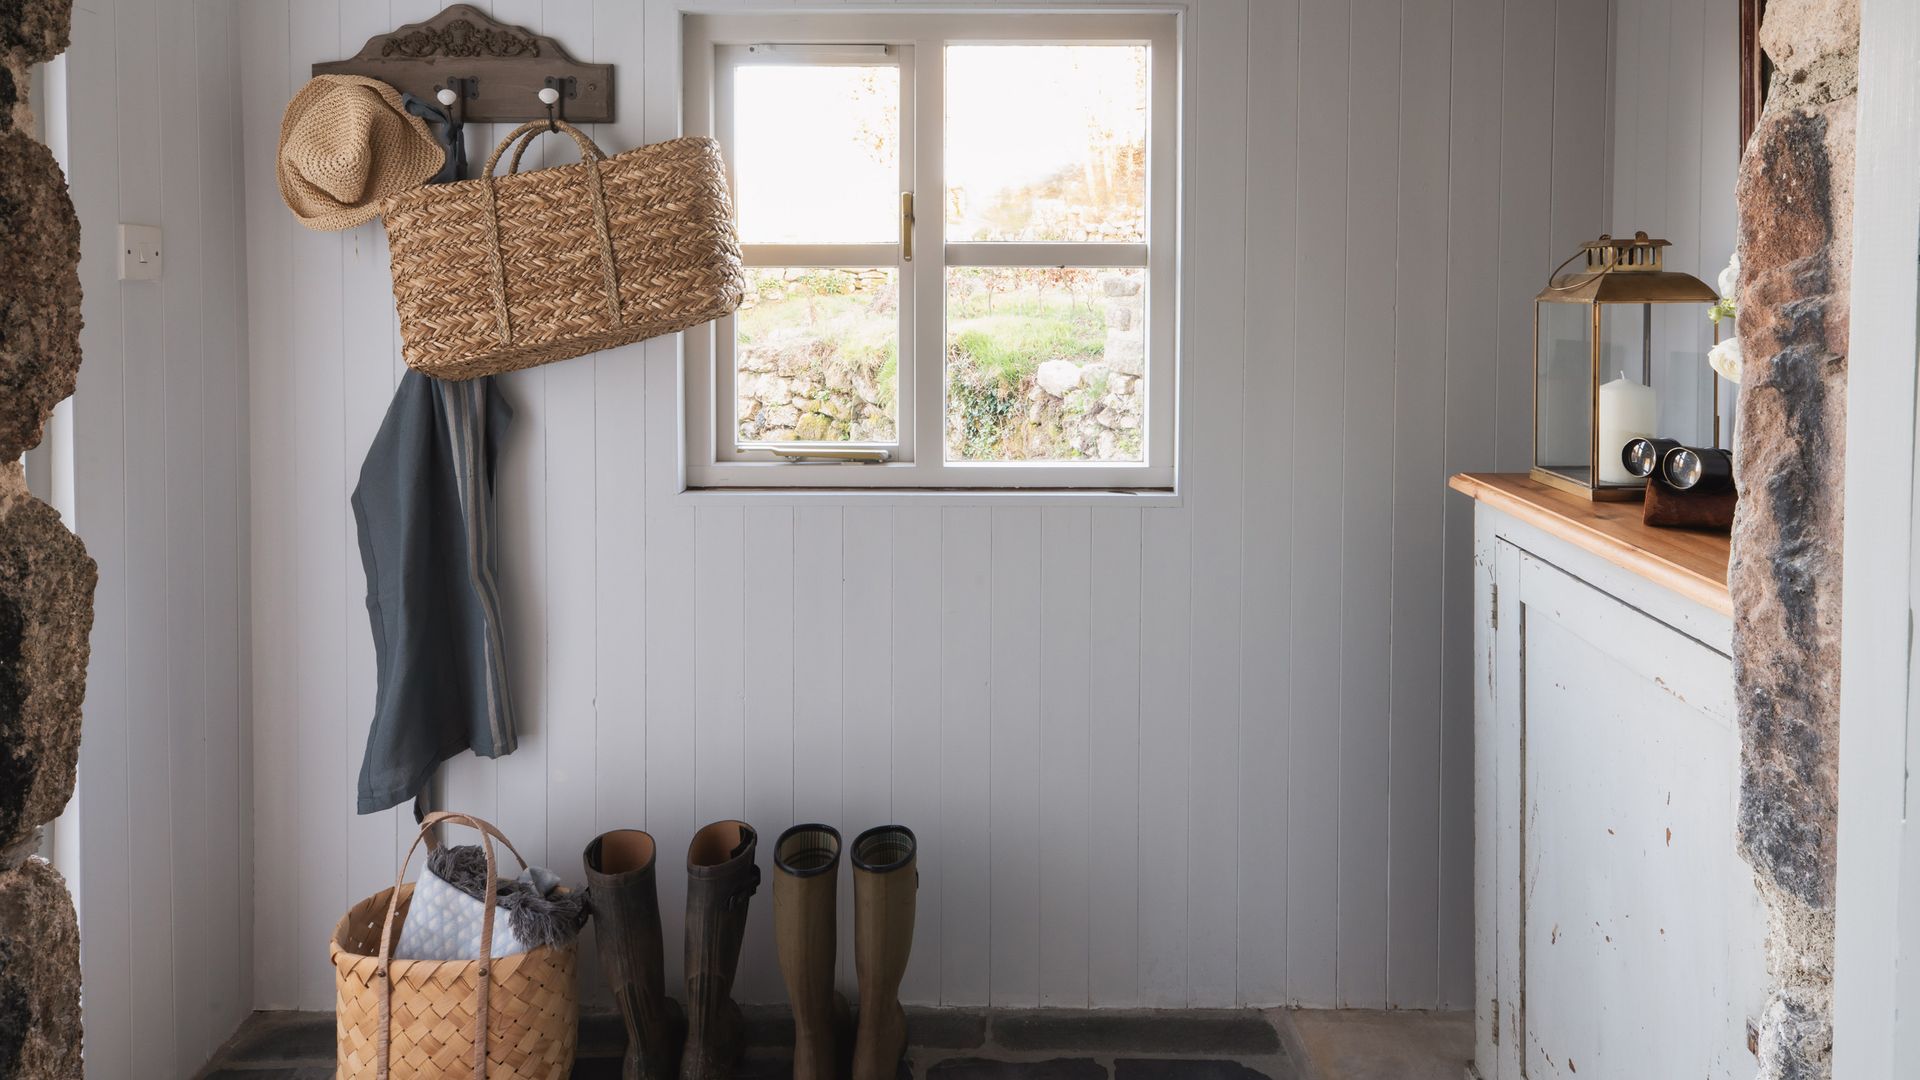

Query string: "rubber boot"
[[851, 825, 917, 1080], [584, 829, 683, 1080], [774, 824, 852, 1080], [681, 820, 761, 1080]]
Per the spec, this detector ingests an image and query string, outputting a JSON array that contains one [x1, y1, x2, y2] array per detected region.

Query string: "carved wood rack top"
[[313, 4, 614, 125]]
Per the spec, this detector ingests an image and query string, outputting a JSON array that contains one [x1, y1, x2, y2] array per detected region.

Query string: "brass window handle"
[[901, 191, 914, 262]]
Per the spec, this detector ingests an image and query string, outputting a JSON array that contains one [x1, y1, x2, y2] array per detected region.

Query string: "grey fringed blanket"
[[426, 844, 589, 950]]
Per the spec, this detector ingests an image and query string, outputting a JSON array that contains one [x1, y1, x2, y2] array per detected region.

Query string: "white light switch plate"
[[118, 224, 163, 281]]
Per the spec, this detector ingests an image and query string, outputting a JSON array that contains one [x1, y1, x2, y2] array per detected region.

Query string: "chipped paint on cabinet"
[[1471, 504, 1766, 1079]]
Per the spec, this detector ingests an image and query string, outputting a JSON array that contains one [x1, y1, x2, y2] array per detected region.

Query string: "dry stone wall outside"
[[736, 271, 1148, 462]]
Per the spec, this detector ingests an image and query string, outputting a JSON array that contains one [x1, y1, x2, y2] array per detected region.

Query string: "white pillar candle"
[[1597, 373, 1657, 484]]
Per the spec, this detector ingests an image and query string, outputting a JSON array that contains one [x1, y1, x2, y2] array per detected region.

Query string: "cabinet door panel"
[[1515, 553, 1764, 1079]]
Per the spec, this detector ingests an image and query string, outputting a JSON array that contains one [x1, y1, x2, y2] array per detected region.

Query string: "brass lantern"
[[1533, 232, 1719, 500]]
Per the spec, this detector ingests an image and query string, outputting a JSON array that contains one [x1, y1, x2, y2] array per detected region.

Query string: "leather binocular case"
[[1637, 443, 1736, 530]]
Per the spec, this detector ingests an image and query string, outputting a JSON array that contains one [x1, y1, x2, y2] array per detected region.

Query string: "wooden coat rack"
[[313, 4, 614, 125]]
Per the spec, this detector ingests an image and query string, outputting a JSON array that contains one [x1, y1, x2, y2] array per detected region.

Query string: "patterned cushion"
[[394, 863, 534, 961]]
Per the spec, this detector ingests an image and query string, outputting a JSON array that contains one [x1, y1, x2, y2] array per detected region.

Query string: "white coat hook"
[[538, 85, 561, 131], [434, 78, 473, 126]]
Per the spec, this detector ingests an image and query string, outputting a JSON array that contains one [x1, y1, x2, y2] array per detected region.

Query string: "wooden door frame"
[[1737, 0, 1769, 153]]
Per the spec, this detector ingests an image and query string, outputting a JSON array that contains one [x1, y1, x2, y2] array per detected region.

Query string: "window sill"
[[672, 485, 1182, 508]]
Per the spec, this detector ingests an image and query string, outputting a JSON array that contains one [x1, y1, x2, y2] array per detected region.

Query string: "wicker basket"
[[382, 120, 746, 380], [331, 812, 579, 1079]]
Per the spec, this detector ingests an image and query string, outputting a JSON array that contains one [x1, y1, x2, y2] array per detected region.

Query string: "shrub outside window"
[[683, 12, 1178, 490]]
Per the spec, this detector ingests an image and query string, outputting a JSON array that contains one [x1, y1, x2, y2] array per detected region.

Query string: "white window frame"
[[682, 10, 1181, 491]]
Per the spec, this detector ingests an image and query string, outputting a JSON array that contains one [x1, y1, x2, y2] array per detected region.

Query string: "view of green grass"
[[945, 269, 1113, 460], [948, 309, 1106, 388], [736, 267, 1139, 460], [737, 271, 898, 382], [947, 269, 1106, 379]]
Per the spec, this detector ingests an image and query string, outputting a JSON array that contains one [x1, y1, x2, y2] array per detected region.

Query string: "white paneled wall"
[[56, 0, 253, 1074], [1610, 0, 1742, 445], [239, 0, 1609, 1014]]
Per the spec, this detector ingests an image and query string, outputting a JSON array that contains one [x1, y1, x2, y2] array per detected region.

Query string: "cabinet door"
[[1506, 549, 1766, 1079]]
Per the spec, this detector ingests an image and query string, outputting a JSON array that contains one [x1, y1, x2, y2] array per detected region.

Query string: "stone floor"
[[196, 1006, 1470, 1080], [1279, 1010, 1471, 1080]]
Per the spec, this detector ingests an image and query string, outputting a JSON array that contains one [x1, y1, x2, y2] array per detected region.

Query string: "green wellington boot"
[[584, 829, 683, 1080], [680, 820, 760, 1080], [850, 825, 917, 1080], [774, 824, 853, 1080]]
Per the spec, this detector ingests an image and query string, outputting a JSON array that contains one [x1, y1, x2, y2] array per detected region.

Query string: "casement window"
[[682, 12, 1179, 490]]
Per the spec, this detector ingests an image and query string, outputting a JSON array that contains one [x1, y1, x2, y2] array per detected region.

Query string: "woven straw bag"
[[382, 120, 746, 380], [331, 812, 579, 1079]]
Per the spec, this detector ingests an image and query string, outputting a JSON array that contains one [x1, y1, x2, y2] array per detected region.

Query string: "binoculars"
[[1622, 438, 1734, 494]]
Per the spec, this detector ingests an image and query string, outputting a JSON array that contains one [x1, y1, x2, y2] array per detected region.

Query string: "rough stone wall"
[[0, 131, 82, 458], [0, 859, 80, 1078], [0, 463, 95, 857], [0, 0, 89, 1076], [1, 0, 66, 137], [1728, 1, 1858, 1077]]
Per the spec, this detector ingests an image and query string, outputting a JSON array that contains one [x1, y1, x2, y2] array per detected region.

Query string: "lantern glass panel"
[[1536, 300, 1595, 484], [1598, 303, 1655, 386]]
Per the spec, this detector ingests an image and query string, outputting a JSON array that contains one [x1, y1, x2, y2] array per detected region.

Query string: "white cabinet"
[[1469, 499, 1766, 1080]]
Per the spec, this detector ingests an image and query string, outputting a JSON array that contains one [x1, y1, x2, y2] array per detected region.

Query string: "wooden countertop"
[[1448, 473, 1732, 616]]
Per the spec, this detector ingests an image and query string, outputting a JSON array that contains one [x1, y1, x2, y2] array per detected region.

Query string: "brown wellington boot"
[[681, 820, 761, 1080], [851, 825, 917, 1080], [774, 824, 852, 1080], [585, 829, 683, 1080]]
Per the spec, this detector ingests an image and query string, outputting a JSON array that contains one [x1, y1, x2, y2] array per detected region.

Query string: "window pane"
[[945, 268, 1145, 462], [945, 46, 1147, 243], [737, 268, 899, 445], [732, 65, 900, 244]]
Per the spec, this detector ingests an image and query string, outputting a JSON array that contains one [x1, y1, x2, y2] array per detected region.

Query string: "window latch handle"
[[767, 446, 891, 464], [901, 191, 914, 262]]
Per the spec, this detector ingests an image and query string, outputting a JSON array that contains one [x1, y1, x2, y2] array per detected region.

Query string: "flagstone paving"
[[195, 1004, 1467, 1080]]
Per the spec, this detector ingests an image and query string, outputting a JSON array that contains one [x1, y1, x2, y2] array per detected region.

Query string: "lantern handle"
[[1541, 247, 1616, 293]]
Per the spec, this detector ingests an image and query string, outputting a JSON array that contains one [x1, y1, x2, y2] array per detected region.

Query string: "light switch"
[[118, 224, 163, 281]]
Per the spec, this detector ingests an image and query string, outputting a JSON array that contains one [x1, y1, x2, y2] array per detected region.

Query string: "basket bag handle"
[[496, 122, 606, 177], [483, 119, 608, 177], [373, 811, 532, 1080], [477, 120, 624, 349]]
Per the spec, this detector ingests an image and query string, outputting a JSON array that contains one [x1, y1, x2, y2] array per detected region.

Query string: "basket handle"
[[476, 119, 626, 348], [504, 127, 544, 176], [493, 124, 561, 179], [504, 123, 598, 177], [374, 811, 531, 1080], [482, 119, 606, 178]]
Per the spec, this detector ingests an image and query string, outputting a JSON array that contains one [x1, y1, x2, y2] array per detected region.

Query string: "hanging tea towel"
[[349, 97, 513, 816], [351, 373, 516, 813]]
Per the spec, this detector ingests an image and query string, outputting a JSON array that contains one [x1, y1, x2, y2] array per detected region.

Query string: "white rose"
[[1708, 337, 1743, 385], [1717, 251, 1741, 299]]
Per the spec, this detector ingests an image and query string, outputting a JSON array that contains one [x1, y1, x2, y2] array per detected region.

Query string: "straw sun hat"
[[278, 75, 444, 231]]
